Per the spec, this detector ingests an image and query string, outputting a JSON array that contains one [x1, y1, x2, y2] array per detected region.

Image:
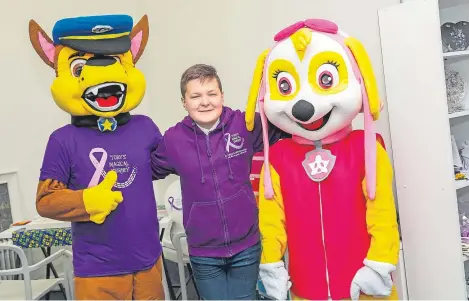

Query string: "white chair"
[[164, 220, 199, 300], [0, 244, 72, 300]]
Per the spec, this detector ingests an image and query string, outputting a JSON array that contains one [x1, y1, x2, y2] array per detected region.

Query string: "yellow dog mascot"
[[29, 14, 165, 299], [246, 19, 400, 300]]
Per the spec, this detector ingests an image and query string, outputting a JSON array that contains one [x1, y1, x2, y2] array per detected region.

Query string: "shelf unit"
[[439, 0, 469, 9], [378, 0, 469, 299], [442, 0, 469, 296]]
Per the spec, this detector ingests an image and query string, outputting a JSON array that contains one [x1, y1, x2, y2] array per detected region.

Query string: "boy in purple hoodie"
[[151, 64, 288, 300]]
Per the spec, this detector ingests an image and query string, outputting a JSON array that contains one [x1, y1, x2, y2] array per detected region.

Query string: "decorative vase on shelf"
[[445, 66, 467, 113], [453, 135, 464, 170], [461, 140, 469, 172], [441, 21, 469, 52]]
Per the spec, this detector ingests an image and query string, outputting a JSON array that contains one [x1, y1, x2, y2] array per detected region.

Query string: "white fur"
[[264, 32, 362, 141]]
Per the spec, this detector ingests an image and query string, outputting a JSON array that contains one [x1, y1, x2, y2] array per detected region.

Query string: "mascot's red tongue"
[[96, 96, 118, 107], [303, 117, 325, 131]]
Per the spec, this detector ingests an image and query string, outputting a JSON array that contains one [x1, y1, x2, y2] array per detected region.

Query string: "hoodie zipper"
[[318, 182, 331, 298], [205, 133, 233, 256]]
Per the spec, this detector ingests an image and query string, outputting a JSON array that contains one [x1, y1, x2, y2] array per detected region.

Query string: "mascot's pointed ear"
[[130, 15, 149, 64], [29, 19, 55, 68], [344, 37, 380, 121], [246, 49, 270, 131]]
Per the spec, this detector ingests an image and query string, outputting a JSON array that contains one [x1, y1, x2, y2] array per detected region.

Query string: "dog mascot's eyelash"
[[325, 60, 340, 69], [272, 69, 285, 79]]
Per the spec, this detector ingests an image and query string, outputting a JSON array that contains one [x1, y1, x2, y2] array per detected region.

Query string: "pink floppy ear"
[[29, 19, 56, 68], [129, 15, 149, 64]]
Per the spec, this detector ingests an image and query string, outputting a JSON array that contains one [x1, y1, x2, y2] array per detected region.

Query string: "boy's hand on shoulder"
[[83, 170, 123, 224]]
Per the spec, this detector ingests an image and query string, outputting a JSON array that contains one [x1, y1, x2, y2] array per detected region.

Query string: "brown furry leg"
[[133, 256, 165, 300], [75, 274, 133, 300]]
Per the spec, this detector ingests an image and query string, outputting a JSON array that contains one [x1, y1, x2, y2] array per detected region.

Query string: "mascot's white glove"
[[350, 259, 396, 300], [259, 261, 292, 300]]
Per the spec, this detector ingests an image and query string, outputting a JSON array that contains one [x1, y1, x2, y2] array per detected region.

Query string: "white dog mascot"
[[246, 19, 400, 300]]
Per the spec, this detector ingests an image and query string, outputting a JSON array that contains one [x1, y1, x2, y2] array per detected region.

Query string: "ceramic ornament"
[[445, 66, 467, 113]]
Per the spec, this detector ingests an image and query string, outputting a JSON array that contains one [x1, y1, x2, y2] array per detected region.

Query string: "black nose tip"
[[292, 99, 315, 122], [85, 56, 117, 67]]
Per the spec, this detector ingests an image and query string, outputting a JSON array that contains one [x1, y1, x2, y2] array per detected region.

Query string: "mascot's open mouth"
[[82, 82, 127, 112], [297, 110, 332, 131]]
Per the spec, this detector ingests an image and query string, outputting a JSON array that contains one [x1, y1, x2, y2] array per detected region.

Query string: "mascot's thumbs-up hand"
[[83, 170, 123, 224], [350, 259, 395, 300]]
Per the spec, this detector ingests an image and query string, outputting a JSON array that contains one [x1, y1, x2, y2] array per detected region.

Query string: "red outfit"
[[267, 131, 384, 300]]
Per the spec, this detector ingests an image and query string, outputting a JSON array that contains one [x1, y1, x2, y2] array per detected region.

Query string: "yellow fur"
[[267, 59, 301, 101], [246, 49, 269, 131], [344, 37, 381, 120], [308, 50, 349, 95], [52, 48, 146, 117], [29, 16, 149, 118], [289, 28, 312, 61], [363, 142, 400, 264], [258, 164, 287, 264]]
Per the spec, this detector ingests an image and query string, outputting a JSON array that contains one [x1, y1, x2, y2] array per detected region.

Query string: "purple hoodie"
[[151, 107, 287, 257]]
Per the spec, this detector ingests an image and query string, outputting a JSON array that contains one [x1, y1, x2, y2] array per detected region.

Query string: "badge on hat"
[[92, 25, 113, 34]]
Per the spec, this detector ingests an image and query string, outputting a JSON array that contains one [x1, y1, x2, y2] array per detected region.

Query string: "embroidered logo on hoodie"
[[224, 132, 247, 159]]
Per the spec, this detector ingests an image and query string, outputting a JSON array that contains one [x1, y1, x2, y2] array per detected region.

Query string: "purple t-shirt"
[[39, 115, 162, 277]]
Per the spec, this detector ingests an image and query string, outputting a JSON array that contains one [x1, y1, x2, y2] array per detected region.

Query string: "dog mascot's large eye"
[[70, 59, 87, 77], [316, 63, 339, 90], [276, 72, 297, 96]]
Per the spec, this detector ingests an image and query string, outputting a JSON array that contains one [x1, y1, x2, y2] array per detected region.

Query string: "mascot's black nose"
[[292, 100, 315, 122], [86, 56, 117, 67]]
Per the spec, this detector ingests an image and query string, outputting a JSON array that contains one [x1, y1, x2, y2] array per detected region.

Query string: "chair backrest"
[[0, 243, 25, 280], [0, 244, 32, 299]]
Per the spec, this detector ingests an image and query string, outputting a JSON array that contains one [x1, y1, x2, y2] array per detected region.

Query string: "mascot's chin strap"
[[71, 113, 131, 132]]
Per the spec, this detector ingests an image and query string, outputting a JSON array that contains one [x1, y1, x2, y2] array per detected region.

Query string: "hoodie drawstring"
[[192, 123, 205, 183], [222, 122, 234, 180]]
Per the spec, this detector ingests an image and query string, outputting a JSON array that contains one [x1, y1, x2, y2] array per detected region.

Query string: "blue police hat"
[[52, 14, 133, 55]]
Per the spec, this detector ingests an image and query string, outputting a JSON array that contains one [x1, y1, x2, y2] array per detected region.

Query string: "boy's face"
[[183, 77, 224, 128]]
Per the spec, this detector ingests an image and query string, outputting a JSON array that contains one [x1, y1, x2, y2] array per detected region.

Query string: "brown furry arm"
[[36, 179, 90, 222]]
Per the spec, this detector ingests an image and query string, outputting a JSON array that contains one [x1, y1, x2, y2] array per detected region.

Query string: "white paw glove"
[[259, 261, 292, 300], [350, 259, 396, 300]]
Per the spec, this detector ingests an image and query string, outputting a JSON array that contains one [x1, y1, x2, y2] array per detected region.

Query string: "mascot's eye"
[[70, 59, 87, 77], [275, 71, 296, 96], [112, 56, 121, 63], [316, 63, 339, 90]]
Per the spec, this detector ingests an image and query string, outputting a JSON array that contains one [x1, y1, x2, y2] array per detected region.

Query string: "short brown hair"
[[180, 64, 223, 97]]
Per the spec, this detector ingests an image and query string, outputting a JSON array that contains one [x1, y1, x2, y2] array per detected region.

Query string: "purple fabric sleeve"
[[39, 135, 71, 185], [252, 112, 290, 153], [151, 135, 177, 180]]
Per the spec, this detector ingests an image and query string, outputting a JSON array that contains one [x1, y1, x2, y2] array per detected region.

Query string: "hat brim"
[[60, 35, 131, 55]]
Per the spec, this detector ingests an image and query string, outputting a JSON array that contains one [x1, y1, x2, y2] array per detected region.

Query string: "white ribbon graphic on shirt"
[[88, 147, 138, 188], [224, 133, 245, 153]]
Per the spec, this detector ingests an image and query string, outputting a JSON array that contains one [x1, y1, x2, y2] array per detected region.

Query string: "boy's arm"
[[251, 112, 291, 153], [151, 135, 177, 180]]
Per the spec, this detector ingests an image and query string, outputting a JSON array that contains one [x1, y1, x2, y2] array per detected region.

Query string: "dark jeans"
[[189, 241, 261, 300]]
